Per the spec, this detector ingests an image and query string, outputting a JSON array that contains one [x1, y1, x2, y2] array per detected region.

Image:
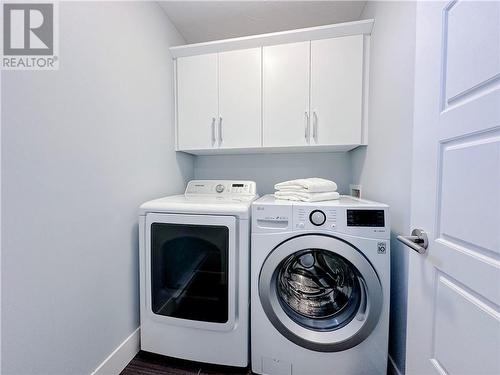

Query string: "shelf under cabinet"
[[176, 144, 365, 156]]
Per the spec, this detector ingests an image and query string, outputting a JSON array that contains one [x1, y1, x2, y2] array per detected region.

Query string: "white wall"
[[350, 2, 416, 374], [194, 152, 352, 195], [1, 2, 192, 374]]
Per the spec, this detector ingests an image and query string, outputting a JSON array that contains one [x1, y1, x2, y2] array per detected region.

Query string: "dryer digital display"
[[347, 209, 385, 227]]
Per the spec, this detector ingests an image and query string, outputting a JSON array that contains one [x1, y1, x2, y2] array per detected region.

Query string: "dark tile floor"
[[121, 351, 251, 375]]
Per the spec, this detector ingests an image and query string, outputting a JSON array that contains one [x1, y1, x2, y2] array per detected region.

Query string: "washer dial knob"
[[309, 210, 326, 226], [215, 184, 225, 193]]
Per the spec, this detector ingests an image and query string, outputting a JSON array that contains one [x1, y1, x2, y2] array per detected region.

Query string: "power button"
[[215, 184, 225, 193]]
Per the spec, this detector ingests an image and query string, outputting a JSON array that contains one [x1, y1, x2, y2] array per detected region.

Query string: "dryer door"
[[259, 234, 382, 352], [145, 213, 237, 331]]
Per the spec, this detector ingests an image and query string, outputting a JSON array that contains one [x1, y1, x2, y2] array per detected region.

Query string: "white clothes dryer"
[[251, 195, 390, 375], [139, 180, 257, 367]]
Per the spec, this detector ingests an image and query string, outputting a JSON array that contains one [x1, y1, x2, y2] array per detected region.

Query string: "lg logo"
[[3, 3, 53, 55]]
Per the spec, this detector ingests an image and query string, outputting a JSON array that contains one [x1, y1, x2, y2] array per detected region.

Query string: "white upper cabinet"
[[177, 53, 218, 150], [172, 20, 372, 154], [310, 35, 363, 146], [219, 48, 261, 149], [263, 42, 310, 147]]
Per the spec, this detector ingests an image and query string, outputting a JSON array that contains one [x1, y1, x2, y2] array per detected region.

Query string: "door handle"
[[218, 116, 223, 145], [397, 229, 428, 254], [304, 111, 310, 143], [312, 111, 318, 142], [211, 117, 216, 146]]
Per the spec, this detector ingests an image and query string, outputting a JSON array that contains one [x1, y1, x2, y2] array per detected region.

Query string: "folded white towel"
[[274, 191, 340, 202], [274, 178, 338, 193]]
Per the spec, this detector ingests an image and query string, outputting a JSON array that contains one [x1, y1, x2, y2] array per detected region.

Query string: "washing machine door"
[[259, 234, 383, 352]]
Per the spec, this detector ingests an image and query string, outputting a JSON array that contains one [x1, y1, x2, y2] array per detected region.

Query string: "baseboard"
[[91, 327, 140, 375], [388, 355, 403, 375]]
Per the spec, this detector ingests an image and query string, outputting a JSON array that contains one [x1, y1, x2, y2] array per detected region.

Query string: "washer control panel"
[[185, 180, 257, 196], [295, 207, 338, 231], [252, 195, 389, 239]]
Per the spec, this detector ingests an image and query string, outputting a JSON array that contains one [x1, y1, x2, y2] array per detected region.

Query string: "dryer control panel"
[[185, 180, 257, 196]]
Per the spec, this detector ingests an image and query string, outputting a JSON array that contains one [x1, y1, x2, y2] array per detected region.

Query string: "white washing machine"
[[139, 180, 257, 367], [251, 195, 390, 375]]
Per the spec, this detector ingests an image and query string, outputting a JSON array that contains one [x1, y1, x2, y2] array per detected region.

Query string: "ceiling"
[[159, 1, 367, 44]]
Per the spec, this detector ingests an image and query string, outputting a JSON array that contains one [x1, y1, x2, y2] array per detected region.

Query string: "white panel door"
[[263, 42, 310, 147], [219, 48, 261, 149], [177, 53, 218, 150], [310, 35, 363, 146], [406, 2, 500, 374]]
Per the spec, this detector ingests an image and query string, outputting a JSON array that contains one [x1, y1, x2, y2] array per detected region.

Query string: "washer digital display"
[[347, 210, 385, 227]]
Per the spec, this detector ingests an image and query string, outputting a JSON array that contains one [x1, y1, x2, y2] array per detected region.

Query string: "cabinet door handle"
[[218, 117, 223, 144], [211, 117, 216, 146], [304, 111, 310, 143], [313, 111, 318, 142]]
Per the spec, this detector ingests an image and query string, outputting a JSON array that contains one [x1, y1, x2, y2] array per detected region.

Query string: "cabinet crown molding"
[[170, 19, 374, 58]]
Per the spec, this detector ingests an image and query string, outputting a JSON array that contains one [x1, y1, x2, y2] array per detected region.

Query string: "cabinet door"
[[177, 53, 218, 150], [310, 35, 363, 145], [263, 42, 310, 147], [218, 48, 262, 149]]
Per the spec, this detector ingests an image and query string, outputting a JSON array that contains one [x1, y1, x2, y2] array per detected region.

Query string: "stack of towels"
[[274, 178, 340, 202]]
